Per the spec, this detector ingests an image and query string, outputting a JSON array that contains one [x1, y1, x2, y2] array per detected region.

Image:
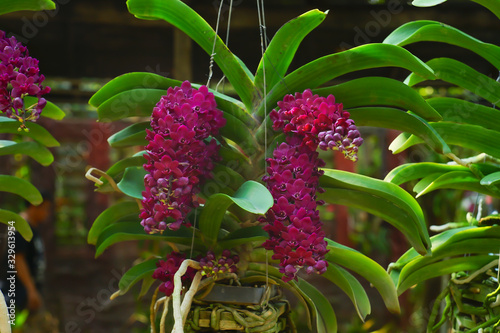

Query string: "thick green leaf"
[[254, 9, 327, 93], [117, 258, 159, 295], [88, 201, 141, 245], [217, 225, 268, 250], [117, 167, 147, 199], [0, 117, 59, 147], [104, 154, 146, 181], [314, 77, 442, 121], [23, 96, 65, 120], [126, 0, 256, 109], [385, 162, 467, 185], [481, 171, 500, 186], [199, 181, 273, 248], [411, 0, 500, 19], [96, 89, 164, 122], [0, 175, 42, 205], [319, 188, 428, 255], [390, 123, 500, 158], [320, 169, 431, 254], [326, 239, 400, 314], [405, 58, 500, 106], [295, 278, 337, 333], [108, 122, 148, 148], [0, 209, 32, 241], [220, 112, 258, 156], [347, 107, 448, 154], [384, 20, 500, 69], [256, 43, 435, 118], [0, 0, 55, 15], [95, 222, 199, 257], [0, 140, 53, 166], [413, 170, 498, 197], [322, 264, 371, 321]]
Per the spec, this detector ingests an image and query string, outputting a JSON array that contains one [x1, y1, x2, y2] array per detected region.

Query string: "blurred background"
[[1, 0, 499, 331]]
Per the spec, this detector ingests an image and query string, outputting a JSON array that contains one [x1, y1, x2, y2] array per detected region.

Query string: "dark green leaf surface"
[[0, 140, 53, 165], [96, 89, 165, 121], [217, 225, 268, 250], [117, 167, 147, 199], [108, 122, 148, 148], [88, 201, 141, 244], [118, 259, 160, 295], [23, 96, 65, 120], [0, 175, 42, 205]]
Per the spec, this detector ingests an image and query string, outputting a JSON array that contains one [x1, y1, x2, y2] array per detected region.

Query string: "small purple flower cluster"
[[0, 31, 50, 130], [140, 81, 226, 233], [264, 89, 363, 282], [152, 252, 198, 297], [198, 250, 239, 278]]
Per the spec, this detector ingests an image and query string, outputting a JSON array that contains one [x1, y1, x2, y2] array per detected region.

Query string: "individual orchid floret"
[[152, 252, 198, 297], [0, 30, 50, 130], [198, 250, 239, 279], [140, 81, 226, 233]]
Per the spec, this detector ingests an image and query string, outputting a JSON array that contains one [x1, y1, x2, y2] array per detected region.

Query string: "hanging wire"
[[207, 0, 225, 87], [216, 0, 235, 92], [190, 208, 197, 259]]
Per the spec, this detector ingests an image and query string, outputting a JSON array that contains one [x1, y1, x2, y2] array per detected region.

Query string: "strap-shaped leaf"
[[117, 258, 159, 296], [117, 167, 147, 199], [126, 0, 256, 109], [405, 58, 500, 106], [220, 112, 258, 156], [320, 169, 431, 254], [88, 201, 140, 245], [95, 222, 199, 257], [0, 117, 59, 147], [0, 175, 42, 205], [104, 154, 146, 181], [254, 9, 327, 93], [0, 209, 32, 241], [427, 97, 500, 132], [23, 96, 65, 120], [199, 181, 273, 248], [385, 162, 468, 185], [411, 0, 500, 20], [314, 77, 442, 121], [322, 264, 371, 321], [481, 171, 500, 186], [108, 122, 148, 148], [256, 43, 435, 118], [294, 278, 337, 333], [0, 140, 53, 166], [217, 225, 268, 250], [97, 89, 165, 122], [0, 0, 55, 15], [326, 239, 400, 314], [347, 107, 449, 154], [384, 20, 500, 69]]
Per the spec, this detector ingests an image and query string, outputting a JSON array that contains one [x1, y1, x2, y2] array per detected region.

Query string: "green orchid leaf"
[[126, 0, 256, 109], [413, 170, 498, 197], [322, 264, 371, 321], [384, 20, 500, 69], [480, 171, 500, 186], [139, 275, 157, 298], [254, 9, 327, 93], [103, 154, 146, 183], [257, 43, 435, 118], [0, 175, 42, 205], [199, 181, 273, 248], [319, 187, 428, 256], [348, 107, 449, 154], [117, 258, 159, 296], [405, 58, 500, 106], [0, 0, 55, 15], [217, 226, 268, 250], [295, 278, 337, 333], [117, 167, 147, 199], [0, 210, 32, 241], [0, 117, 59, 147], [0, 140, 53, 166], [108, 122, 149, 148], [23, 96, 65, 120], [95, 222, 199, 257], [220, 112, 258, 156], [326, 239, 400, 314], [411, 0, 500, 19], [385, 162, 468, 185], [320, 169, 430, 254], [314, 77, 442, 121], [88, 201, 141, 245]]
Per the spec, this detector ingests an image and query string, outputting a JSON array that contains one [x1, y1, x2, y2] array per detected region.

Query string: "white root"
[[171, 259, 201, 333], [0, 289, 12, 333], [159, 297, 170, 333]]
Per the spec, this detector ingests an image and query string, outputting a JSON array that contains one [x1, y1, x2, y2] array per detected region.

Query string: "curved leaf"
[[257, 43, 435, 118], [117, 258, 160, 296], [314, 77, 442, 121], [0, 209, 32, 241], [322, 264, 371, 321], [217, 225, 268, 250], [0, 0, 55, 15], [24, 96, 65, 120], [220, 112, 258, 156], [347, 107, 449, 154], [480, 171, 500, 186], [326, 239, 400, 314], [104, 154, 146, 181], [254, 9, 327, 93], [126, 0, 256, 109], [95, 222, 199, 257], [384, 20, 500, 69], [405, 58, 500, 106], [385, 162, 467, 185], [411, 0, 500, 20], [88, 201, 141, 245], [0, 175, 42, 205], [320, 169, 431, 254], [0, 140, 53, 166], [0, 117, 59, 147], [108, 122, 148, 148], [199, 181, 273, 248], [413, 170, 498, 197], [117, 167, 147, 199]]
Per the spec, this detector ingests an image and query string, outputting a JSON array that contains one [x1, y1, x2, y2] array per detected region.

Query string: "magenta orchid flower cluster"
[[263, 89, 363, 282], [0, 30, 50, 129], [140, 81, 226, 233]]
